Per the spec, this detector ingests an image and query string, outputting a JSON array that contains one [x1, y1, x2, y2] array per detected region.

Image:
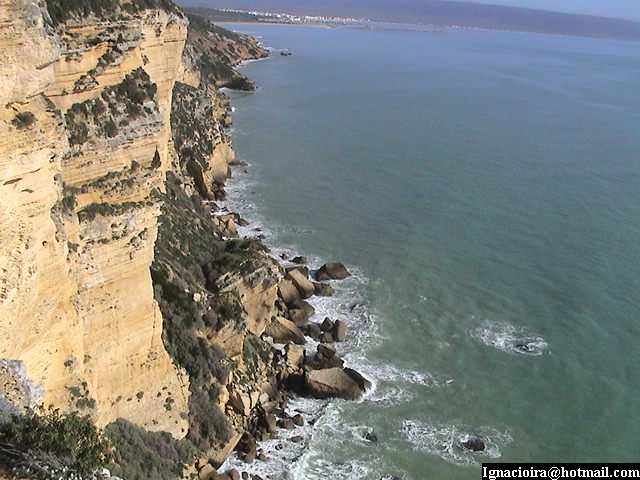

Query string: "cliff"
[[1, 2, 365, 478], [0, 0, 278, 468], [0, 0, 191, 438]]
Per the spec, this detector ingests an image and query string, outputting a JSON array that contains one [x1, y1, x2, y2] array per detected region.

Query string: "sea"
[[218, 23, 640, 480]]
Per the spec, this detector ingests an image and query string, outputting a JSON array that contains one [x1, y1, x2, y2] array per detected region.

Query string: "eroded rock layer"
[[0, 0, 190, 437]]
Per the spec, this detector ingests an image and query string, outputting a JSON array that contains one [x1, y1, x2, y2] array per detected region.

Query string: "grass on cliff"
[[0, 408, 111, 479], [45, 0, 182, 25]]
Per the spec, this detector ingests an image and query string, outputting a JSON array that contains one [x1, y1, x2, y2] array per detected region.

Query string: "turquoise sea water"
[[223, 24, 640, 479]]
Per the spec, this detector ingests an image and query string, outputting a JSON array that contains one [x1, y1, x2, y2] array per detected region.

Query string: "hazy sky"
[[469, 0, 640, 19]]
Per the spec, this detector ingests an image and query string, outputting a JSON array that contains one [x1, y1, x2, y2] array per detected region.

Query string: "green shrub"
[[12, 112, 36, 129], [45, 0, 182, 26], [105, 419, 195, 480], [186, 388, 230, 450], [68, 120, 89, 145], [0, 408, 111, 479], [104, 118, 118, 137]]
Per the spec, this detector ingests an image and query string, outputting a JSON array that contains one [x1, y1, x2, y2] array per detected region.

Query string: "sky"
[[468, 0, 640, 19]]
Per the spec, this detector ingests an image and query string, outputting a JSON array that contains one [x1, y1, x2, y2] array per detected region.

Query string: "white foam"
[[402, 419, 512, 466], [469, 319, 549, 356]]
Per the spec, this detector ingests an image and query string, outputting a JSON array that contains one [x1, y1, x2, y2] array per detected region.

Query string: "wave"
[[469, 319, 549, 356], [401, 420, 512, 466]]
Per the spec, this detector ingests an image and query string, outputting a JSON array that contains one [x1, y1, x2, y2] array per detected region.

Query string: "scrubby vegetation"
[[66, 381, 97, 412], [65, 68, 159, 146], [12, 112, 36, 130], [151, 173, 238, 451], [0, 408, 111, 479], [184, 11, 266, 90], [45, 0, 183, 26], [78, 200, 149, 223], [171, 82, 217, 177], [105, 420, 195, 480]]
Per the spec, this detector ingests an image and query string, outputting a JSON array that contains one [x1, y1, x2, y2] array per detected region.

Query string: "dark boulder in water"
[[461, 435, 485, 452], [363, 429, 378, 442], [315, 262, 351, 281]]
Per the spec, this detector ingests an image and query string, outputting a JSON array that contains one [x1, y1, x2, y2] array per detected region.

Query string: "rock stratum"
[[0, 1, 368, 478]]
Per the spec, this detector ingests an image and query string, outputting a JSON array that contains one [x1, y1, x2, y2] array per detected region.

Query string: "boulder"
[[461, 435, 485, 452], [317, 344, 335, 359], [288, 308, 309, 326], [198, 464, 218, 480], [309, 355, 344, 370], [300, 322, 322, 341], [228, 389, 252, 416], [313, 282, 334, 297], [214, 214, 238, 238], [363, 430, 378, 443], [285, 344, 305, 371], [286, 265, 310, 278], [332, 320, 348, 342], [304, 367, 370, 400], [260, 411, 277, 434], [315, 262, 351, 281], [266, 317, 305, 345], [320, 317, 334, 332], [278, 279, 300, 306], [277, 417, 295, 430], [209, 429, 242, 468], [286, 269, 315, 299], [237, 433, 257, 463], [292, 414, 304, 426], [290, 299, 315, 318], [292, 256, 307, 264], [320, 332, 334, 344], [344, 368, 372, 392]]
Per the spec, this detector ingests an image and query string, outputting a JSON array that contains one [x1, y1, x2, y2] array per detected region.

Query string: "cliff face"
[[181, 11, 269, 91], [1, 0, 287, 473], [0, 0, 190, 437]]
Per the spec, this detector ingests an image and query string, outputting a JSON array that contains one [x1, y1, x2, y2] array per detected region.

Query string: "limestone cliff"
[[1, 0, 282, 471], [0, 0, 190, 437]]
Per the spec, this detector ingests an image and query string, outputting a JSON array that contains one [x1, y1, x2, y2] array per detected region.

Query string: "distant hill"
[[178, 0, 640, 40]]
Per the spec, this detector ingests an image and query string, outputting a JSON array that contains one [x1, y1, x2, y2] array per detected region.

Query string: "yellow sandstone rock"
[[0, 1, 189, 438]]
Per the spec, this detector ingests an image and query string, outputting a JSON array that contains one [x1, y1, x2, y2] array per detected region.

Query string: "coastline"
[[213, 52, 379, 479]]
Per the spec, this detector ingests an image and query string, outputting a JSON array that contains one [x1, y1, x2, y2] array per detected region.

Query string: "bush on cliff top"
[[0, 408, 111, 479], [45, 0, 182, 25]]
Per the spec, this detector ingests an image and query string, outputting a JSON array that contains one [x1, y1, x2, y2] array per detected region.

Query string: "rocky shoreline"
[[193, 193, 373, 480], [153, 18, 376, 480]]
